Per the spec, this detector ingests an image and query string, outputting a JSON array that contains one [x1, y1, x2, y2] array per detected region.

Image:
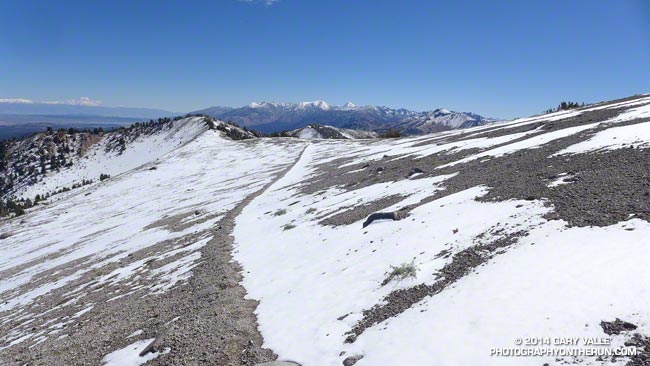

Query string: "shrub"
[[380, 128, 401, 138], [306, 207, 317, 214], [282, 223, 296, 231], [381, 261, 418, 286], [273, 208, 287, 216]]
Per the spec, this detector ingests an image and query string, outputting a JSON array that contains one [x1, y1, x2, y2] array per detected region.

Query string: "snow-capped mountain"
[[4, 94, 650, 366], [397, 108, 498, 134], [287, 124, 378, 140], [193, 101, 493, 135]]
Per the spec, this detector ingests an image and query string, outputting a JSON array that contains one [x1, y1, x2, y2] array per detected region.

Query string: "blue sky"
[[0, 0, 649, 118]]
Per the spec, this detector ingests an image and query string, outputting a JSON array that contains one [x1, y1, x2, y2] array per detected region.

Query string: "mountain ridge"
[[3, 93, 650, 365], [193, 101, 496, 134]]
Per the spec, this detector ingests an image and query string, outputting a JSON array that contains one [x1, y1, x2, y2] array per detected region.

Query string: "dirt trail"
[[0, 142, 309, 366], [147, 143, 310, 366]]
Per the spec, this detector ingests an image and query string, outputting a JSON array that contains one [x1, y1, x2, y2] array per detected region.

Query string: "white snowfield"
[[557, 120, 650, 155], [232, 98, 650, 366], [0, 121, 305, 350], [14, 117, 210, 200], [2, 96, 650, 365], [234, 146, 650, 366]]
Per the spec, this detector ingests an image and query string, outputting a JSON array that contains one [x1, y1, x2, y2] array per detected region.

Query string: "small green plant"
[[282, 223, 296, 231], [306, 207, 317, 214], [274, 208, 287, 216], [91, 267, 110, 278], [381, 261, 418, 286]]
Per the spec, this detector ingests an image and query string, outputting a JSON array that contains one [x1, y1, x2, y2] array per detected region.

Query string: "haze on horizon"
[[1, 0, 649, 119]]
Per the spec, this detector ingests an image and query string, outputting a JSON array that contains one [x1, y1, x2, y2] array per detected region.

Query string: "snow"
[[484, 95, 650, 135], [334, 126, 542, 169], [235, 147, 650, 366], [232, 103, 650, 364], [5, 94, 650, 363], [127, 330, 143, 338], [605, 102, 650, 123], [247, 101, 292, 108], [556, 121, 650, 155], [234, 140, 560, 366], [438, 122, 600, 168], [297, 101, 331, 110], [102, 338, 168, 366], [350, 219, 650, 366], [15, 117, 210, 200], [548, 173, 574, 188], [0, 128, 305, 345], [297, 127, 321, 139]]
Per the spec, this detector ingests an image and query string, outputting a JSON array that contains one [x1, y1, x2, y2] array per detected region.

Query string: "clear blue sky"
[[1, 0, 649, 118]]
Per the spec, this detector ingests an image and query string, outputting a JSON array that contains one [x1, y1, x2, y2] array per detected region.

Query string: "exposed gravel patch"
[[306, 112, 650, 229]]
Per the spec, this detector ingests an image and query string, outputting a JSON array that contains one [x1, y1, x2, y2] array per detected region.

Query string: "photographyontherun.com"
[[490, 337, 638, 357]]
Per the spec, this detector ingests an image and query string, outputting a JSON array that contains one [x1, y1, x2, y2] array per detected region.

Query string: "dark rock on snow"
[[362, 212, 397, 228]]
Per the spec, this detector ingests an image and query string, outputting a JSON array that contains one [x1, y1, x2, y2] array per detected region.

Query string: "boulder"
[[362, 212, 397, 228], [343, 355, 364, 366]]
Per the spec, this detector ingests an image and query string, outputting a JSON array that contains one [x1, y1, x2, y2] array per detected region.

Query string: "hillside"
[[287, 124, 379, 139], [194, 101, 495, 135], [1, 94, 650, 366], [0, 116, 255, 206]]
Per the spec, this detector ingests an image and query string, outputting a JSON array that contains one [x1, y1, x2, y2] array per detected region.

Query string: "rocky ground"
[[2, 94, 650, 365], [0, 136, 304, 366]]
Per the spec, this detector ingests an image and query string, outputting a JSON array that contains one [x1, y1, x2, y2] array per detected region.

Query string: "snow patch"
[[102, 338, 168, 366]]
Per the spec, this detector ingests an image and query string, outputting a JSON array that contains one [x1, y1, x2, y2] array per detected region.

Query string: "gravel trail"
[[0, 141, 308, 366]]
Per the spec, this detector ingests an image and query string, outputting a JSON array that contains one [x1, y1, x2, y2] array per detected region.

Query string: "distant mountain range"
[[0, 98, 496, 139], [193, 101, 497, 134], [0, 99, 176, 119], [0, 100, 177, 139]]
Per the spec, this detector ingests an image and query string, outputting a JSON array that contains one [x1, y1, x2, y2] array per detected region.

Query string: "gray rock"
[[601, 318, 638, 335], [343, 355, 364, 366], [139, 332, 166, 357], [407, 167, 424, 177]]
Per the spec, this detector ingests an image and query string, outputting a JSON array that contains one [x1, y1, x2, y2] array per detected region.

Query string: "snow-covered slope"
[[0, 116, 255, 202], [289, 124, 379, 140], [3, 93, 650, 366], [0, 131, 305, 365], [15, 117, 208, 200], [231, 94, 650, 366], [397, 108, 496, 133]]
